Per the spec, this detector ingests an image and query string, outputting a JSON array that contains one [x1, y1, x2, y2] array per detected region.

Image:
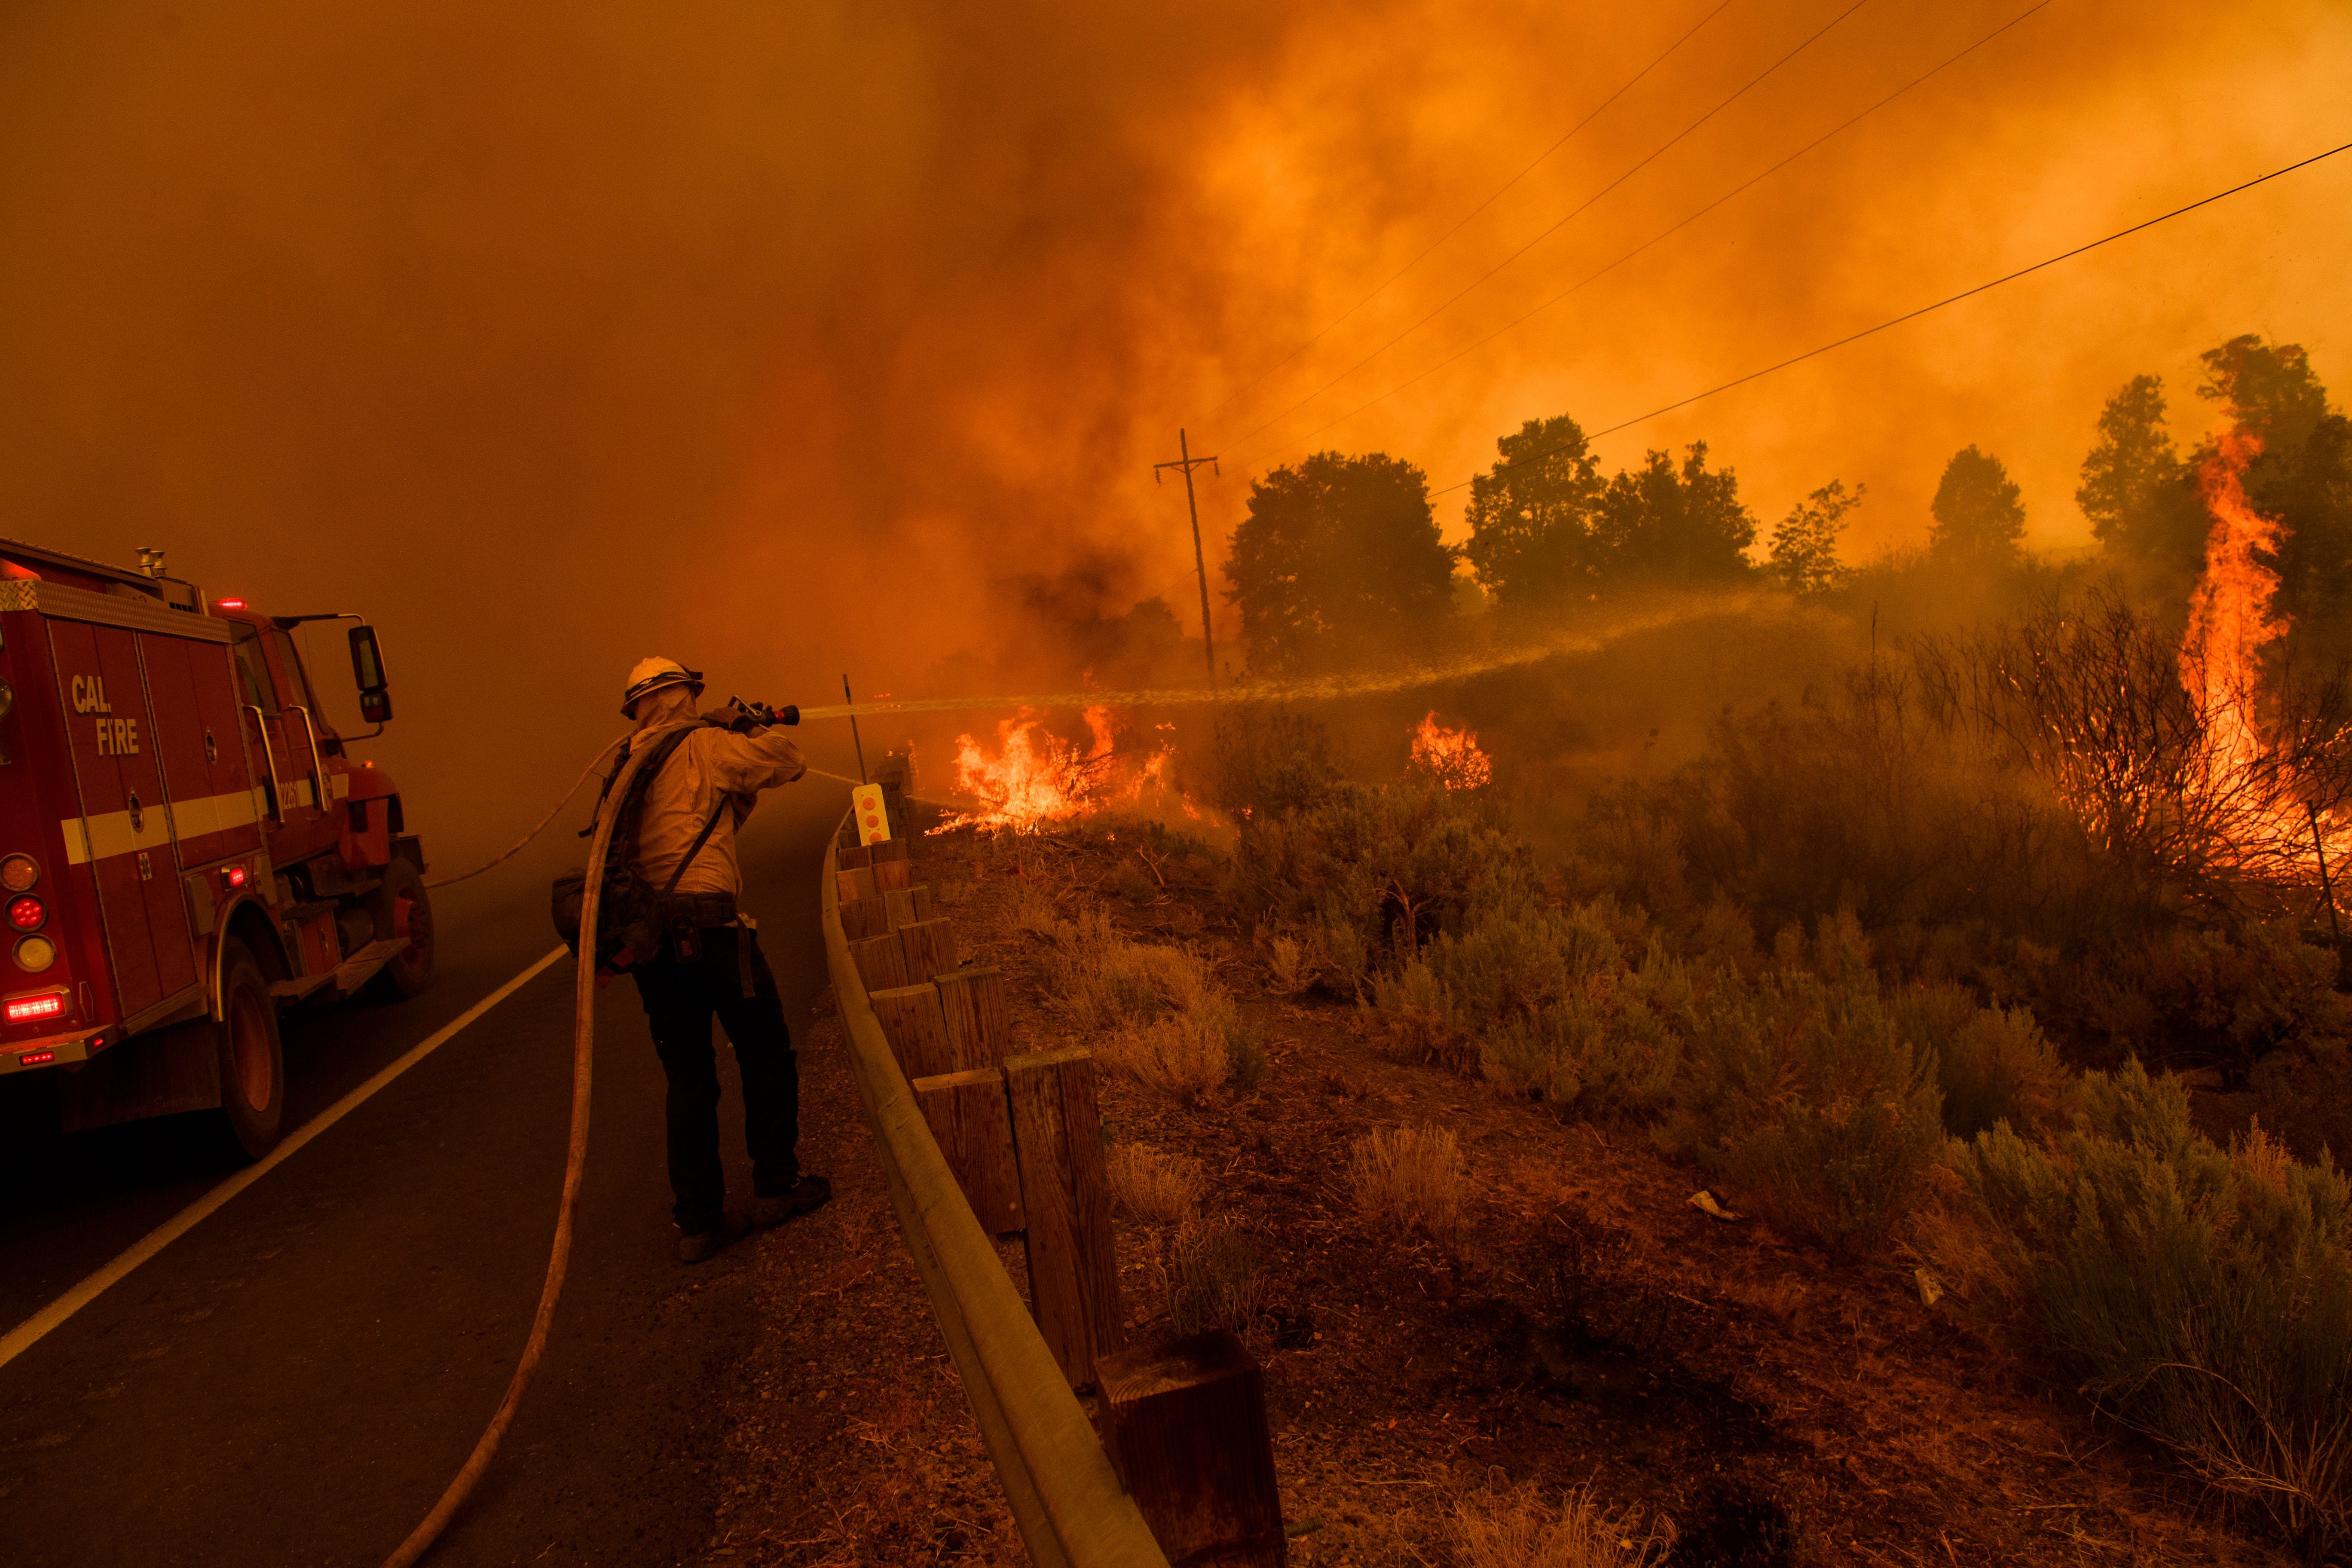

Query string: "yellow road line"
[[0, 946, 569, 1374]]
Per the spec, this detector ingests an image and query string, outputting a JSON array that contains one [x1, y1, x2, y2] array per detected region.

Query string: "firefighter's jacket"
[[625, 720, 807, 900]]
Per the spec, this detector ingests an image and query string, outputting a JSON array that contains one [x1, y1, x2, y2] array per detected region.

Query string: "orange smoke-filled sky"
[[2, 1, 2347, 862]]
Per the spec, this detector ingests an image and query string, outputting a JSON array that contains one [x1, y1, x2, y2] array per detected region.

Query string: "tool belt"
[[661, 895, 765, 999], [662, 893, 739, 964]]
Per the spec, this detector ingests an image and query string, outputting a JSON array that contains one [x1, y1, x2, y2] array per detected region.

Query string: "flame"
[[1410, 710, 1492, 790], [935, 703, 1197, 832], [2181, 428, 2283, 784], [2172, 428, 2349, 889]]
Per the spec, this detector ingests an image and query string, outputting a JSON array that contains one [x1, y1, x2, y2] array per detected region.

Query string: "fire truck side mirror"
[[349, 624, 394, 724]]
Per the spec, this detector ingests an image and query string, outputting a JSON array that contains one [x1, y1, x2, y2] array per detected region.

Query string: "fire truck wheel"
[[212, 941, 285, 1161], [367, 857, 436, 1002]]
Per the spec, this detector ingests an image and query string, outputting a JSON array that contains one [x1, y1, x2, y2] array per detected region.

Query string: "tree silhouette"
[[1929, 446, 2026, 565], [1768, 480, 1864, 596], [1594, 442, 1756, 583], [1224, 450, 1456, 673], [2079, 375, 2206, 573], [1462, 414, 1605, 610], [2197, 334, 2352, 620]]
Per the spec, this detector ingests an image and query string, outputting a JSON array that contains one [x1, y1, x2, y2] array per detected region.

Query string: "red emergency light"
[[6, 896, 44, 932], [6, 993, 65, 1024], [17, 1050, 54, 1067], [220, 864, 249, 890]]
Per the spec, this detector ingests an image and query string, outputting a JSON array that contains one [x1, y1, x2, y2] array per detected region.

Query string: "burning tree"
[[1919, 431, 2352, 924]]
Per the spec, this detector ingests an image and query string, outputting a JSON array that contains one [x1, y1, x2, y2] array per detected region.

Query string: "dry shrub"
[[1954, 1060, 2352, 1555], [1371, 900, 1691, 1116], [1453, 1482, 1673, 1568], [1893, 981, 2075, 1139], [1106, 1143, 1205, 1225], [1349, 1125, 1466, 1239], [1659, 917, 1945, 1255], [1264, 932, 1312, 993], [1162, 1216, 1268, 1336], [1048, 908, 1260, 1097], [1103, 1012, 1233, 1103]]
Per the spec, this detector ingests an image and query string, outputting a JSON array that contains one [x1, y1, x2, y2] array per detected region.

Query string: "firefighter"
[[618, 656, 831, 1262]]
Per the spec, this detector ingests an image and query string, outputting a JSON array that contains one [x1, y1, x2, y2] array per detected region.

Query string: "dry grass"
[[1045, 906, 1252, 1100], [1348, 1125, 1468, 1239], [1453, 1484, 1675, 1568], [1101, 1012, 1233, 1102], [1163, 1216, 1269, 1336], [1264, 932, 1312, 992], [1106, 1143, 1206, 1225]]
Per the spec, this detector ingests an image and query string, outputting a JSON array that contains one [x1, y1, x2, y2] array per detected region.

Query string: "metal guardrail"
[[820, 821, 1169, 1568]]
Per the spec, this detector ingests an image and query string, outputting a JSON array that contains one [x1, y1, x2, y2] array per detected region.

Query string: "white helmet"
[[620, 656, 703, 718]]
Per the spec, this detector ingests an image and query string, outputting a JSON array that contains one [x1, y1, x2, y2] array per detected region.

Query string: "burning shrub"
[[1162, 1216, 1269, 1337], [1892, 983, 2074, 1140], [1657, 919, 1945, 1254], [1409, 709, 1493, 790], [1953, 1060, 2352, 1554], [1451, 1482, 1675, 1568], [1106, 1143, 1206, 1226], [1348, 1125, 1467, 1240]]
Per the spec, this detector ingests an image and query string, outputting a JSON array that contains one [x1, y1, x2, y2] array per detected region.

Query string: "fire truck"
[[0, 538, 432, 1160]]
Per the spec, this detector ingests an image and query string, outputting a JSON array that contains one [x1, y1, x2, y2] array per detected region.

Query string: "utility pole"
[[1153, 428, 1220, 687]]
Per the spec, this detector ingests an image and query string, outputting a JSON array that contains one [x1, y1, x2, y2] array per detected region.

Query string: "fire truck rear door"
[[138, 633, 263, 865], [49, 619, 202, 1024]]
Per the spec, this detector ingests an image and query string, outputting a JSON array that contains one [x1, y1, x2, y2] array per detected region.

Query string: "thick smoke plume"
[[1, 0, 2345, 868]]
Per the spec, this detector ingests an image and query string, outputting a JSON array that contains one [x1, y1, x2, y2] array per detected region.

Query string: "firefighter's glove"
[[707, 698, 798, 733], [704, 699, 754, 732]]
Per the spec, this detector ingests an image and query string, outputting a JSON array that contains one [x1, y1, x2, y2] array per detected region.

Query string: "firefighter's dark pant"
[[630, 918, 798, 1235]]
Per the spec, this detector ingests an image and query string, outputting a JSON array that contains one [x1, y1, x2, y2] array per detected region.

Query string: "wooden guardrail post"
[[914, 1067, 1025, 1234], [899, 918, 960, 982], [837, 864, 878, 903], [870, 983, 958, 1079], [874, 856, 915, 893], [934, 966, 1010, 1070], [841, 896, 893, 941], [848, 931, 909, 992], [1094, 1331, 1287, 1568], [1004, 1047, 1122, 1387]]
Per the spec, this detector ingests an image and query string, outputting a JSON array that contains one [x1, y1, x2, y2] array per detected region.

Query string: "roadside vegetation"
[[918, 328, 2352, 1563]]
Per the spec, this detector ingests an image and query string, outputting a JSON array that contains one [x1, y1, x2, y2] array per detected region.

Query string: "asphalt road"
[[0, 777, 854, 1566]]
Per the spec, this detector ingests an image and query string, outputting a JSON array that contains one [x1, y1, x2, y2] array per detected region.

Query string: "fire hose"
[[378, 731, 663, 1568]]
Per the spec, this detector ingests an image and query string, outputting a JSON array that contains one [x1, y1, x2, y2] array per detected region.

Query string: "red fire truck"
[[0, 538, 432, 1160]]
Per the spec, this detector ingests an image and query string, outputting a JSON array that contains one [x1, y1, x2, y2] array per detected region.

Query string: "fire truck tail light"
[[7, 896, 44, 932], [18, 1050, 55, 1067], [0, 855, 37, 893], [220, 864, 249, 890], [14, 935, 56, 973], [6, 992, 66, 1024]]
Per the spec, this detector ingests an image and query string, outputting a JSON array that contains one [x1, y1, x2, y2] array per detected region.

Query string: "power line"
[[1226, 0, 1876, 451], [1196, 0, 1738, 425], [1426, 138, 2352, 499], [1246, 0, 2053, 467]]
